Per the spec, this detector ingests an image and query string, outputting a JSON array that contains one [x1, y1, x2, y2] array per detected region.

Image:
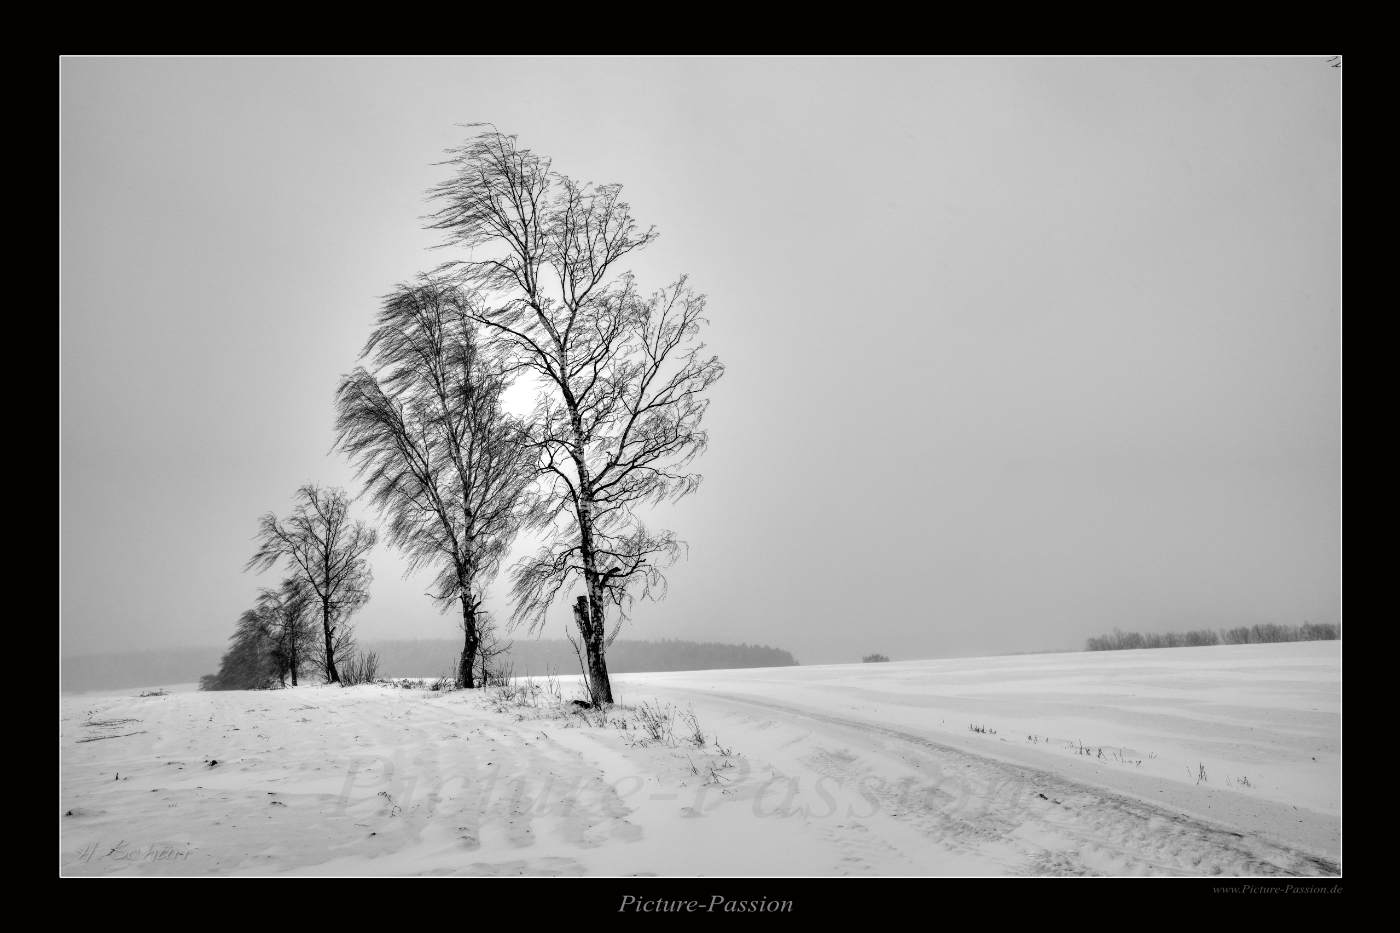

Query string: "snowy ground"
[[59, 642, 1340, 876]]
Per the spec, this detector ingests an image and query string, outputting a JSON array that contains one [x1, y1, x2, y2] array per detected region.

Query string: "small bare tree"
[[257, 578, 318, 686], [427, 128, 724, 705], [202, 609, 281, 691], [474, 613, 514, 687], [335, 281, 536, 688], [246, 485, 377, 685]]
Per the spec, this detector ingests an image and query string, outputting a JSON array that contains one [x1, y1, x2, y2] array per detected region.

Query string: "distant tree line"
[[364, 638, 797, 679], [1085, 623, 1339, 652]]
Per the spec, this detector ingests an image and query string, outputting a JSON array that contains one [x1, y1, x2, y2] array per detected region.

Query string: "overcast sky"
[[59, 56, 1340, 665]]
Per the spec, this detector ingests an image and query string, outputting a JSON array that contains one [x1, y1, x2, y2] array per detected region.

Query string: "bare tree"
[[246, 485, 377, 684], [257, 578, 318, 686], [427, 128, 724, 705], [201, 607, 280, 691], [335, 281, 536, 688]]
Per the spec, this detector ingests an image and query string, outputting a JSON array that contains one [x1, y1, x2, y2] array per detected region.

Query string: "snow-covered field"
[[59, 642, 1340, 876]]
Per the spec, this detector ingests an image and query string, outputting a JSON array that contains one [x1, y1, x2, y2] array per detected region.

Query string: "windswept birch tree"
[[246, 485, 377, 685], [334, 280, 536, 688], [427, 128, 724, 704]]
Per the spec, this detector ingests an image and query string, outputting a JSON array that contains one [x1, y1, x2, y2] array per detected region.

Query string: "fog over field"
[[60, 56, 1338, 667]]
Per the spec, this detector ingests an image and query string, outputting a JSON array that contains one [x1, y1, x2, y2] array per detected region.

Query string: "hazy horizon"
[[60, 56, 1340, 666]]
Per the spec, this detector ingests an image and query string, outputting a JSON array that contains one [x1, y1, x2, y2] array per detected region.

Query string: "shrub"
[[339, 650, 380, 686], [633, 700, 676, 744]]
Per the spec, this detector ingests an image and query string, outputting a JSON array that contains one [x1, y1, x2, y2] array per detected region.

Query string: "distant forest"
[[368, 638, 799, 679], [1085, 623, 1339, 652]]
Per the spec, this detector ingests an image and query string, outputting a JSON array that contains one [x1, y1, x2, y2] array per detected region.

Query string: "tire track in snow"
[[654, 686, 1339, 877]]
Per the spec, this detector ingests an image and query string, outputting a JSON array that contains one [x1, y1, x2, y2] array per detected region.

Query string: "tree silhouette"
[[335, 281, 536, 688], [427, 127, 724, 704], [256, 577, 318, 686], [246, 485, 376, 684]]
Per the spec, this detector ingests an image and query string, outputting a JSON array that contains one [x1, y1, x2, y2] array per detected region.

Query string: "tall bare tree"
[[427, 128, 724, 704], [246, 485, 377, 684], [334, 281, 536, 688]]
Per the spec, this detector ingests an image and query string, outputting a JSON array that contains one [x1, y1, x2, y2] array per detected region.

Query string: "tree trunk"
[[586, 621, 613, 705], [565, 392, 614, 705], [571, 596, 593, 698], [573, 594, 613, 706], [572, 491, 613, 704], [458, 593, 478, 690], [322, 600, 340, 684]]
